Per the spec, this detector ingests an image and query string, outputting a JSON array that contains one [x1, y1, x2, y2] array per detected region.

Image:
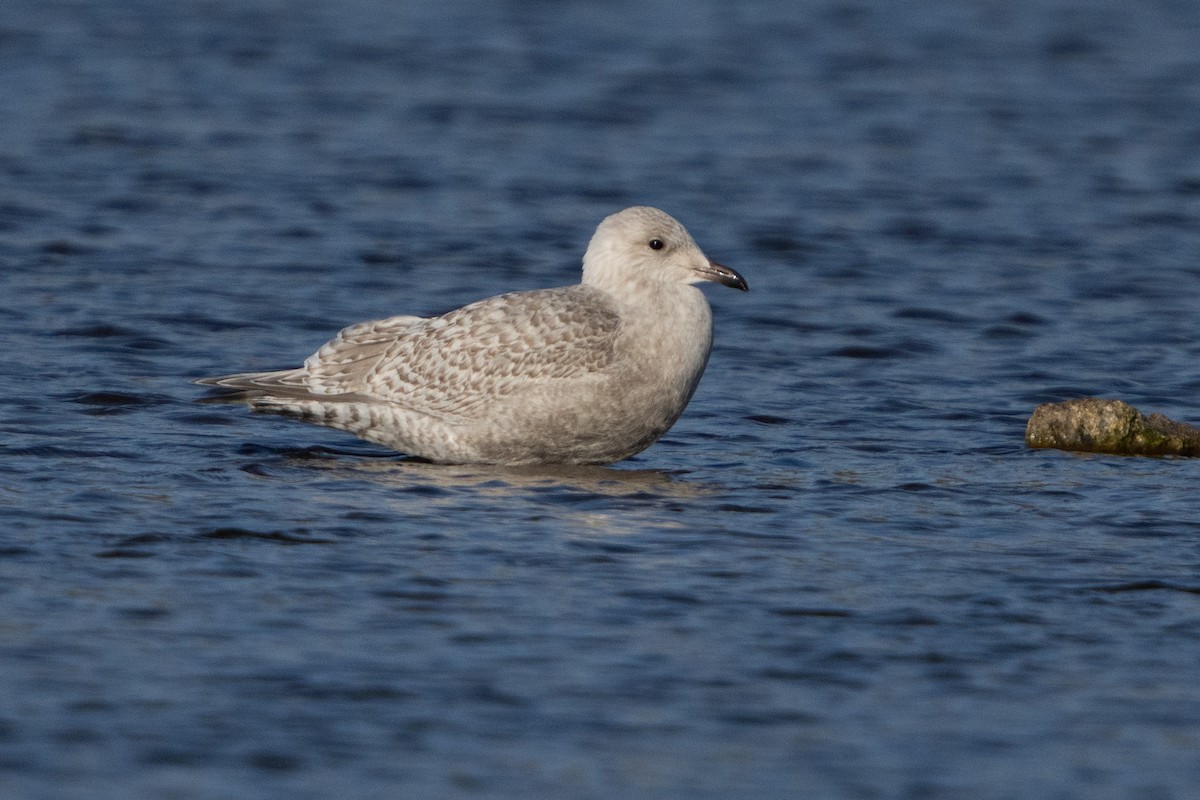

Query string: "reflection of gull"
[[280, 451, 716, 500], [198, 207, 747, 465]]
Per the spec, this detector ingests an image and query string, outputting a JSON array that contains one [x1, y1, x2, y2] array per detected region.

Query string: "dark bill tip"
[[697, 260, 749, 291]]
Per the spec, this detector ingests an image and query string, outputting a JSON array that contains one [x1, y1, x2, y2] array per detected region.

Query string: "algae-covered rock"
[[1026, 398, 1200, 457]]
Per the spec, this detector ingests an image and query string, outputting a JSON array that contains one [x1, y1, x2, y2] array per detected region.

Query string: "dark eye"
[[648, 238, 665, 250]]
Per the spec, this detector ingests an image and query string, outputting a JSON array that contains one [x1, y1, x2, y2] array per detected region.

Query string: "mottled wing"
[[306, 286, 621, 418], [194, 315, 427, 399], [300, 314, 428, 393]]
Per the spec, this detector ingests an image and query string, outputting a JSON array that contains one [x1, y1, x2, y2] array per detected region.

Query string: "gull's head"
[[582, 206, 748, 294]]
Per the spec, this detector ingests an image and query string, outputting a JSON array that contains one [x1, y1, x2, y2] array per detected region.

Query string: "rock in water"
[[197, 206, 748, 465], [1026, 398, 1200, 457]]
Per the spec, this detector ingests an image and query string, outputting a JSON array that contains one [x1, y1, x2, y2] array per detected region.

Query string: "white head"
[[581, 206, 747, 294]]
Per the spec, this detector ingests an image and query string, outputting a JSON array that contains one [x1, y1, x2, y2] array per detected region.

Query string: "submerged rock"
[[1026, 398, 1200, 457]]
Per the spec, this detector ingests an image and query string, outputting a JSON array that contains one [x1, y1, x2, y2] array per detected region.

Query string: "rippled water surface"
[[3, 1, 1200, 798]]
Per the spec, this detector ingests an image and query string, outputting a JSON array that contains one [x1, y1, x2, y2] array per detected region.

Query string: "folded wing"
[[198, 286, 621, 420]]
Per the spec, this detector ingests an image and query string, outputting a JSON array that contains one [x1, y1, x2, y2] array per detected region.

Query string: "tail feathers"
[[196, 375, 386, 439], [195, 369, 328, 405]]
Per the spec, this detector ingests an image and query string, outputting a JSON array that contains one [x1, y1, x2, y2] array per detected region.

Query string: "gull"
[[197, 206, 747, 465]]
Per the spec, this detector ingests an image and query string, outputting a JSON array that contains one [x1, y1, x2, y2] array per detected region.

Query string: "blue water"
[[3, 0, 1200, 798]]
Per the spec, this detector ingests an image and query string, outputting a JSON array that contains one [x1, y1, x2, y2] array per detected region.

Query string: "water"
[[3, 0, 1200, 797]]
